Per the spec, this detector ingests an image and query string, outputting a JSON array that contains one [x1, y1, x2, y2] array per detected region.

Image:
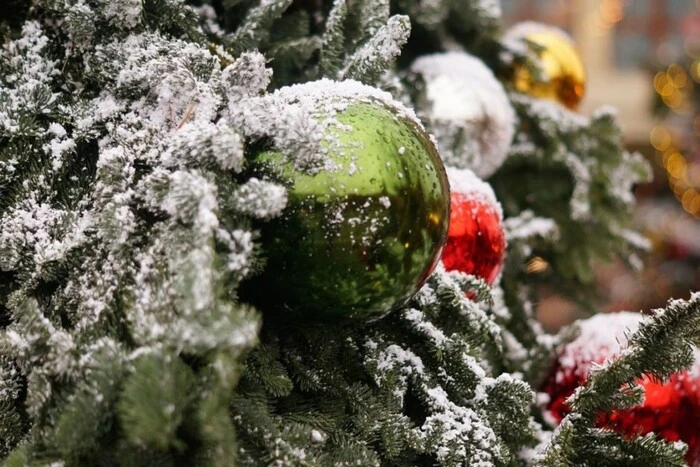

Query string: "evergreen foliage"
[[540, 293, 700, 466], [0, 0, 697, 465]]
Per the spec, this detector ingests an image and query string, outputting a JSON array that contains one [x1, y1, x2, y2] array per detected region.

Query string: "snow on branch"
[[342, 15, 410, 83]]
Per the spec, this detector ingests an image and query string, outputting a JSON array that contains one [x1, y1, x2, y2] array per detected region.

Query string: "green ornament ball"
[[242, 82, 450, 321]]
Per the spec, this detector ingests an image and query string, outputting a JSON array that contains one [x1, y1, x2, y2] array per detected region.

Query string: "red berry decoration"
[[542, 312, 700, 466], [441, 167, 506, 284]]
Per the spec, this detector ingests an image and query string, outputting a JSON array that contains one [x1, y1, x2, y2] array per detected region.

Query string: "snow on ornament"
[[240, 80, 450, 322], [541, 312, 700, 466], [441, 167, 506, 285], [409, 51, 516, 179]]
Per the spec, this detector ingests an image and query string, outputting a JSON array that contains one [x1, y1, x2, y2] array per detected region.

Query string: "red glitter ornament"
[[542, 312, 700, 466], [441, 168, 506, 284]]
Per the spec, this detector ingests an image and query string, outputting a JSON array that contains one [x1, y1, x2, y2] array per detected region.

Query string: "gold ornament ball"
[[510, 27, 586, 110]]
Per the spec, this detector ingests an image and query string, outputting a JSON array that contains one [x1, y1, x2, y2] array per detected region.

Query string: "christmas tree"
[[0, 0, 699, 465]]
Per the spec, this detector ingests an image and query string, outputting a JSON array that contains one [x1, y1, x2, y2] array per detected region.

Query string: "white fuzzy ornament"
[[410, 51, 516, 178]]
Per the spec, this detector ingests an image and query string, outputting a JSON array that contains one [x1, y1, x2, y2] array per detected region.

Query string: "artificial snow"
[[232, 178, 288, 219], [341, 15, 410, 80], [504, 211, 559, 243], [558, 309, 700, 387], [445, 167, 502, 219], [557, 312, 642, 378], [101, 0, 143, 29], [310, 430, 325, 443]]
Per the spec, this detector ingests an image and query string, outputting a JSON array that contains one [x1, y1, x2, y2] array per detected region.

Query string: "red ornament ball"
[[542, 312, 700, 466], [441, 168, 506, 284]]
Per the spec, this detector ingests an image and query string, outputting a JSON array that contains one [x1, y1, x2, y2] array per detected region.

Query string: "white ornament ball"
[[410, 51, 515, 178]]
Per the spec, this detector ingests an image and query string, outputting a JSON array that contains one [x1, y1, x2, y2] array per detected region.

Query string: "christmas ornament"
[[505, 22, 586, 110], [409, 52, 515, 178], [242, 80, 450, 321], [542, 312, 700, 466], [441, 167, 506, 284]]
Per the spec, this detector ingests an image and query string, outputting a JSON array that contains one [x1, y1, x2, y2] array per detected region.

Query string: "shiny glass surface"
[[513, 29, 586, 110], [245, 101, 450, 321]]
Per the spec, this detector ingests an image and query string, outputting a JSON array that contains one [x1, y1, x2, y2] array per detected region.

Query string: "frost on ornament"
[[541, 311, 700, 466], [441, 167, 506, 286], [239, 79, 450, 321], [409, 52, 515, 178], [234, 78, 425, 173]]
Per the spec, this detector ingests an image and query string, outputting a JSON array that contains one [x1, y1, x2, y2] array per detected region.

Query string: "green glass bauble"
[[244, 95, 450, 321]]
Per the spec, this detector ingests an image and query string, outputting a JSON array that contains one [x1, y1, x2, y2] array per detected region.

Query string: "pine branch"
[[492, 97, 652, 306], [359, 0, 389, 41], [221, 51, 272, 99], [267, 36, 322, 85], [228, 0, 293, 55], [48, 343, 126, 462], [0, 358, 25, 456], [318, 0, 347, 78], [118, 354, 196, 452], [341, 15, 410, 83], [538, 293, 700, 465]]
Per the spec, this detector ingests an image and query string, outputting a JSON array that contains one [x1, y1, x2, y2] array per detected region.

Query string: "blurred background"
[[500, 0, 700, 329]]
